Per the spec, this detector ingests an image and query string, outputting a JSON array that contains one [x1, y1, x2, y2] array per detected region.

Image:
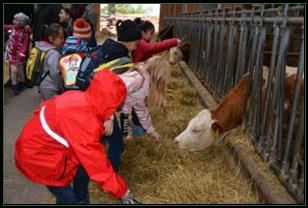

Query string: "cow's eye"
[[192, 128, 201, 134]]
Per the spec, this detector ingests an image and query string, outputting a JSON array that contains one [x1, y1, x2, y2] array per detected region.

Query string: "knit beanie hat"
[[73, 18, 92, 40], [62, 36, 88, 55], [116, 20, 142, 42], [14, 12, 30, 26]]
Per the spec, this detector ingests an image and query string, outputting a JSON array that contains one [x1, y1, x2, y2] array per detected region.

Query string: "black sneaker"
[[12, 85, 20, 95], [18, 82, 26, 92], [24, 79, 33, 88]]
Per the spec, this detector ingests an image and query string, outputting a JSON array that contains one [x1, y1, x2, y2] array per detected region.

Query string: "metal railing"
[[165, 4, 305, 203]]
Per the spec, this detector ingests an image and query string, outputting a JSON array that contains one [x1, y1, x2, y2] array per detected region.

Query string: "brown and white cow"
[[174, 73, 253, 151], [174, 66, 303, 151]]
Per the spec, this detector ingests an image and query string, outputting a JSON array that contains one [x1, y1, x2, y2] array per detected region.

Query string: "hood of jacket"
[[84, 70, 127, 120], [35, 41, 58, 52]]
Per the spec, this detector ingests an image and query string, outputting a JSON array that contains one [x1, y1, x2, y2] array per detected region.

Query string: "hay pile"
[[224, 130, 292, 198], [88, 62, 262, 204]]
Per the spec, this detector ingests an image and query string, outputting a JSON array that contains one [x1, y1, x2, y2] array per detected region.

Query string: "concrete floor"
[[3, 87, 52, 204]]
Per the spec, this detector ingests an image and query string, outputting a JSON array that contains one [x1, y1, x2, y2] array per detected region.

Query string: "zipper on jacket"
[[57, 155, 68, 180]]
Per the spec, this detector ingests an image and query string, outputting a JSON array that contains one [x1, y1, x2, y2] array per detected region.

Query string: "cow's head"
[[174, 109, 222, 151], [169, 41, 191, 65]]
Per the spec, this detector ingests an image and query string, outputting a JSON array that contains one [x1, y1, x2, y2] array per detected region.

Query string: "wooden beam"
[[93, 4, 101, 32]]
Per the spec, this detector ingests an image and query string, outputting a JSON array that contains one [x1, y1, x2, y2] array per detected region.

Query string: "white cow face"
[[174, 109, 217, 151], [169, 47, 183, 65]]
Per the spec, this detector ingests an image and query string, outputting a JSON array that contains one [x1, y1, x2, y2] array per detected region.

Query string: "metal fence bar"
[[270, 27, 290, 162], [254, 27, 266, 148], [214, 16, 227, 99], [281, 29, 304, 176], [166, 16, 304, 25], [260, 24, 280, 159]]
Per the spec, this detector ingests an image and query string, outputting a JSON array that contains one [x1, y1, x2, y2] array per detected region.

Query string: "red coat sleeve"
[[59, 115, 128, 199], [143, 38, 178, 56], [133, 38, 178, 63]]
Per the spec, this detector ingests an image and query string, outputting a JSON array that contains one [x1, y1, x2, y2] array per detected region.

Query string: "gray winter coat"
[[35, 41, 63, 98]]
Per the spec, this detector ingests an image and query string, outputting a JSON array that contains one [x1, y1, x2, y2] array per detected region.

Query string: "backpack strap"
[[94, 56, 134, 73], [40, 48, 56, 82]]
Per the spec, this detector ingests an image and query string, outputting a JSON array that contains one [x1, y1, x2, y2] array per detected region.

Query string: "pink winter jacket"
[[119, 65, 155, 134], [5, 24, 31, 64]]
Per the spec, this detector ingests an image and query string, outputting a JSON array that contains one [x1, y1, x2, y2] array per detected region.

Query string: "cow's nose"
[[174, 138, 179, 144], [169, 60, 175, 65]]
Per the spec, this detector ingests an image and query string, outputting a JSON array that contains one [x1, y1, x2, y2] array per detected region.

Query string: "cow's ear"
[[211, 121, 223, 134]]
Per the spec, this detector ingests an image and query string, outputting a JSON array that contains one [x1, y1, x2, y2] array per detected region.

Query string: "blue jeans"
[[102, 115, 124, 172], [46, 165, 90, 204], [132, 108, 146, 136]]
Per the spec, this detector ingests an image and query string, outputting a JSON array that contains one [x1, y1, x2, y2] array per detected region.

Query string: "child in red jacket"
[[15, 70, 141, 204], [5, 12, 31, 95], [132, 17, 181, 63]]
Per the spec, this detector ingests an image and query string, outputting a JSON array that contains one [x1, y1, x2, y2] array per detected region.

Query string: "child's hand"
[[149, 131, 161, 141], [17, 53, 25, 61], [104, 119, 114, 136], [176, 38, 182, 46]]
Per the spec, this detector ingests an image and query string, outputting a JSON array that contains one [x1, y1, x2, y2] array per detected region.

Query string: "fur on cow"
[[169, 41, 191, 65]]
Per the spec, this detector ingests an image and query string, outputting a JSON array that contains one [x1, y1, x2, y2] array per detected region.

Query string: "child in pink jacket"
[[130, 18, 180, 137], [132, 18, 181, 63], [119, 56, 170, 140], [5, 12, 31, 95]]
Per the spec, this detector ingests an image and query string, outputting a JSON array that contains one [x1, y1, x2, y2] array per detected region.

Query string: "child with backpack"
[[59, 19, 142, 172], [119, 56, 170, 141], [59, 18, 94, 71], [32, 23, 65, 100], [4, 12, 31, 95], [100, 19, 144, 172]]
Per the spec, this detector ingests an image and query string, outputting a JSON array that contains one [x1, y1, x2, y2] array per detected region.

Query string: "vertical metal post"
[[270, 21, 290, 162], [260, 24, 280, 156], [281, 25, 303, 176]]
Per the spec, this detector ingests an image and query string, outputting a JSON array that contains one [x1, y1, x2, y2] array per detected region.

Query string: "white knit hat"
[[73, 18, 92, 40], [14, 12, 30, 26]]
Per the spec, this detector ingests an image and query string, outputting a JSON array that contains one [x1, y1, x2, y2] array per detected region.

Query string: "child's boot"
[[18, 82, 26, 92], [12, 85, 20, 95]]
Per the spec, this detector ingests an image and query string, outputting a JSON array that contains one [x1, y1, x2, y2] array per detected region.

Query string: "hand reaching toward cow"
[[176, 38, 182, 46], [149, 130, 161, 140]]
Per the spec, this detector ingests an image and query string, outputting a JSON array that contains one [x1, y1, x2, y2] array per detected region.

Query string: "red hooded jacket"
[[15, 70, 128, 199], [132, 38, 178, 63]]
